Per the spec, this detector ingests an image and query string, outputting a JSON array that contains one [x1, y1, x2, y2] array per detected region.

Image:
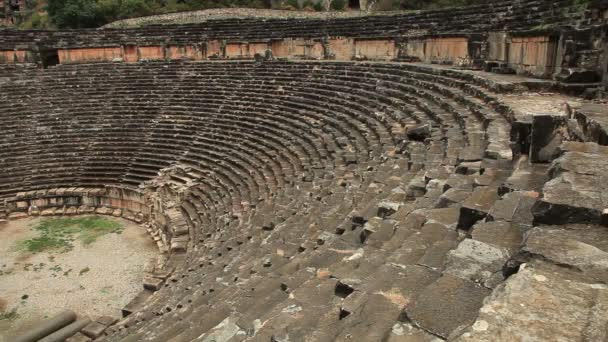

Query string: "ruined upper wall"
[[0, 0, 594, 49], [0, 0, 606, 85]]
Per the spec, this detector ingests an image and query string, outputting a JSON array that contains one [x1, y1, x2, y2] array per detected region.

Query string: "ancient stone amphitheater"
[[2, 0, 608, 341]]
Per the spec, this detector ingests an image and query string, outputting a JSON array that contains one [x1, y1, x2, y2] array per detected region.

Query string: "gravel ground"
[[0, 216, 158, 342]]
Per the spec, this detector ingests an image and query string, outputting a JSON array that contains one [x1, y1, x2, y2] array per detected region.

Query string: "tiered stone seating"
[[1, 58, 607, 341], [0, 0, 589, 50]]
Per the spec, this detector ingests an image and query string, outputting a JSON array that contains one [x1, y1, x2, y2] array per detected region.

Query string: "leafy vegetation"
[[16, 216, 123, 253], [43, 0, 273, 28], [8, 0, 589, 29]]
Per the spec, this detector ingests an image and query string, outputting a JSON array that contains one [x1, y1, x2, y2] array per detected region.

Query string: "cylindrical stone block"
[[38, 317, 92, 342], [14, 310, 77, 342]]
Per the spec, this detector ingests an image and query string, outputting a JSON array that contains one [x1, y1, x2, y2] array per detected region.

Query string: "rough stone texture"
[[458, 187, 500, 230], [471, 221, 527, 255], [404, 274, 491, 338], [518, 224, 608, 283], [0, 33, 605, 340], [455, 264, 608, 342], [534, 142, 608, 226], [445, 239, 509, 288], [530, 114, 569, 163], [487, 191, 537, 226]]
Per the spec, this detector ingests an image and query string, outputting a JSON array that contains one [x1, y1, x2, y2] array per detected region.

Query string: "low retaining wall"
[[3, 184, 189, 255]]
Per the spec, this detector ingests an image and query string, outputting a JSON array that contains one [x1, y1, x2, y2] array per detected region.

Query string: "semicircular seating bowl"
[[0, 60, 517, 340]]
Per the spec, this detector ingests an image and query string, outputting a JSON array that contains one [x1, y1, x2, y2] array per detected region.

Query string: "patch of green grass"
[[0, 309, 19, 321], [16, 216, 123, 253]]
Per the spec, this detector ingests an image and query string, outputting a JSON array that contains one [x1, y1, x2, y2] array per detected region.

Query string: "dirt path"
[[0, 216, 158, 342]]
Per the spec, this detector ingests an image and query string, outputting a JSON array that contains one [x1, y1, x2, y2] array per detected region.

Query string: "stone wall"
[[1, 0, 606, 83], [507, 35, 557, 78], [0, 49, 26, 63], [5, 186, 147, 222]]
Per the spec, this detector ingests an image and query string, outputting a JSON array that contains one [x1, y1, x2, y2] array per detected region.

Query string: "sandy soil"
[[0, 216, 158, 342]]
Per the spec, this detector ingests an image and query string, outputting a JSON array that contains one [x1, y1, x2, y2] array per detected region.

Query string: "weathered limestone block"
[[445, 239, 509, 288], [81, 321, 109, 339], [499, 156, 548, 195], [420, 207, 460, 230], [487, 191, 537, 226], [455, 265, 608, 342], [406, 123, 431, 142], [386, 322, 438, 342], [65, 333, 92, 342], [533, 142, 608, 226], [377, 200, 402, 218], [517, 224, 608, 283], [530, 114, 569, 163], [471, 221, 527, 256], [575, 104, 608, 145], [404, 274, 490, 339], [458, 187, 499, 230], [435, 188, 471, 209]]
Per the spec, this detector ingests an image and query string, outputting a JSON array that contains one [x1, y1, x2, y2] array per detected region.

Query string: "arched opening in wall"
[[349, 0, 360, 9], [41, 50, 59, 68]]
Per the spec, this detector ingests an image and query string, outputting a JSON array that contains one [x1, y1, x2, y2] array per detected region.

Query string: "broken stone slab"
[[95, 316, 118, 326], [336, 293, 404, 341], [498, 156, 548, 195], [404, 274, 491, 339], [435, 188, 471, 209], [454, 264, 608, 342], [471, 221, 527, 256], [81, 321, 108, 339], [424, 165, 452, 184], [574, 104, 608, 145], [516, 224, 608, 283], [457, 186, 499, 230], [417, 239, 460, 271], [533, 142, 608, 226], [362, 217, 398, 247], [64, 333, 91, 342], [485, 139, 513, 161], [457, 146, 485, 163], [377, 201, 402, 218], [443, 173, 475, 192], [486, 191, 538, 227], [122, 289, 154, 317], [143, 276, 165, 291], [529, 114, 569, 163], [420, 207, 460, 230], [406, 123, 431, 142], [407, 172, 427, 199], [386, 322, 439, 342], [444, 239, 509, 288], [455, 161, 482, 175]]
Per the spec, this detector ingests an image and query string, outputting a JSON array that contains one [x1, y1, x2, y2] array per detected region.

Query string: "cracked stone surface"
[[534, 142, 608, 225], [455, 264, 608, 342]]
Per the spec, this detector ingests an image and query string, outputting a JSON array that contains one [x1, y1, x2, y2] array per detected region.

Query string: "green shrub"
[[286, 0, 300, 9], [330, 0, 346, 10]]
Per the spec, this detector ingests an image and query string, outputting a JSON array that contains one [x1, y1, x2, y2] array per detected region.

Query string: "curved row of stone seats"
[[105, 133, 607, 339], [46, 62, 516, 341], [6, 59, 598, 341], [0, 0, 589, 48], [0, 61, 515, 225]]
